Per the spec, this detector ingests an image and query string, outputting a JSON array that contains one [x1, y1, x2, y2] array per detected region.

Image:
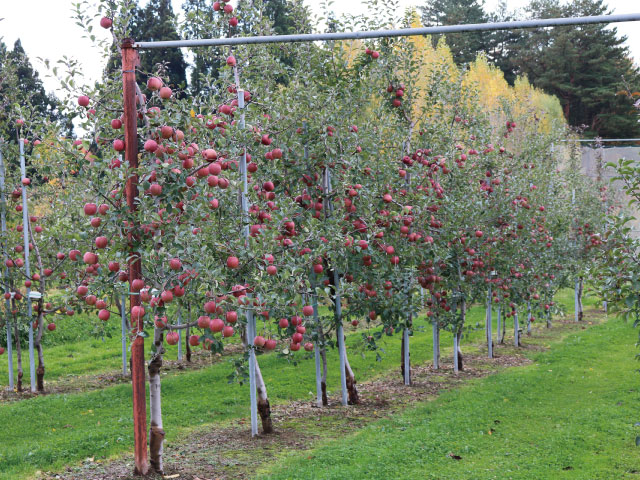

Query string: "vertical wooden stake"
[[121, 38, 149, 476]]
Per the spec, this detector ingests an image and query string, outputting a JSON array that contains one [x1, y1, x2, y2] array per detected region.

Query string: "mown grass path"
[[0, 290, 598, 479], [260, 311, 639, 479]]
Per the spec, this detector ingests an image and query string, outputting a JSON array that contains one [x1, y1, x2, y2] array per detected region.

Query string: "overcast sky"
[[1, 0, 639, 96]]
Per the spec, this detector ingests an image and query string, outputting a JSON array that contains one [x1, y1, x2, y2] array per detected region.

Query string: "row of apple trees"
[[0, 0, 608, 473]]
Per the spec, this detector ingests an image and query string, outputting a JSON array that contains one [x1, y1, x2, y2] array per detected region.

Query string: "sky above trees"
[[1, 0, 639, 98]]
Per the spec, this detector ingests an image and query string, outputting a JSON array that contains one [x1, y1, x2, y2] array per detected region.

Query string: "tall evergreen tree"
[[484, 1, 525, 86], [0, 39, 68, 143], [182, 0, 311, 95], [181, 0, 224, 96], [132, 0, 187, 89], [420, 0, 490, 66], [513, 0, 640, 138]]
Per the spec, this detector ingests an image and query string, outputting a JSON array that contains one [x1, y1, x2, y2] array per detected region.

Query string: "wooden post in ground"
[[121, 38, 149, 476]]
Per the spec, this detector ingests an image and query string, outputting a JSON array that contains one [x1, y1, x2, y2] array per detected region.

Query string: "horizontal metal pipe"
[[135, 13, 640, 49], [564, 138, 640, 142]]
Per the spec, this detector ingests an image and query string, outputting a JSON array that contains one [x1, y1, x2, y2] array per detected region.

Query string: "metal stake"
[[18, 140, 35, 393], [237, 89, 259, 436], [0, 148, 13, 389], [487, 287, 493, 359], [177, 309, 182, 361], [120, 295, 127, 376]]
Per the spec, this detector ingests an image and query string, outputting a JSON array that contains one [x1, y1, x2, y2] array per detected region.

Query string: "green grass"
[[259, 310, 639, 479], [0, 290, 586, 479]]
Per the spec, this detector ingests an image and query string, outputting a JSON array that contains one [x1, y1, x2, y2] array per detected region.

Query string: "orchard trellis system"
[[115, 12, 640, 474], [0, 10, 638, 477]]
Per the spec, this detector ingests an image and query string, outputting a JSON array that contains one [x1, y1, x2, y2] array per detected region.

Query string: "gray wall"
[[581, 146, 640, 236]]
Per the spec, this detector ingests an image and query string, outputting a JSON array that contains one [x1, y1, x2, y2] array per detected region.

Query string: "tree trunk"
[[343, 350, 360, 405], [185, 325, 191, 363], [148, 328, 165, 474], [497, 307, 503, 344], [526, 302, 532, 336], [254, 358, 273, 434], [35, 312, 45, 392], [455, 328, 464, 371], [401, 324, 411, 385], [456, 299, 465, 371], [321, 346, 328, 406], [316, 321, 328, 406], [577, 277, 584, 321]]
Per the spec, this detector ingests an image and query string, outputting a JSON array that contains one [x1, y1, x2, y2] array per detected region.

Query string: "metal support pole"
[[487, 287, 492, 359], [432, 320, 439, 370], [453, 329, 459, 373], [311, 285, 323, 408], [121, 38, 149, 476], [237, 89, 258, 437], [18, 140, 35, 393], [403, 327, 410, 385], [120, 295, 127, 376], [0, 148, 13, 389], [177, 309, 182, 361], [574, 279, 579, 322], [135, 13, 640, 49], [334, 270, 348, 406]]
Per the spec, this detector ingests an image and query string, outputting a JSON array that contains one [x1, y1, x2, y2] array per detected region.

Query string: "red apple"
[[209, 318, 224, 332], [226, 311, 238, 324], [226, 256, 239, 269], [83, 203, 97, 216], [147, 77, 162, 91], [166, 332, 179, 345]]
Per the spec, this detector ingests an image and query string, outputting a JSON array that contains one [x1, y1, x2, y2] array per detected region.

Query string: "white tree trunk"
[[254, 356, 273, 433], [148, 327, 165, 474]]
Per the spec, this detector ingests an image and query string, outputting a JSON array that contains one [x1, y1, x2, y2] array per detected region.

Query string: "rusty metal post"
[[121, 38, 149, 476]]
